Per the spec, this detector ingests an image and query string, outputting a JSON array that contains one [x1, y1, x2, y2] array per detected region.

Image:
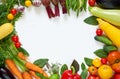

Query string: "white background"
[[16, 5, 101, 66]]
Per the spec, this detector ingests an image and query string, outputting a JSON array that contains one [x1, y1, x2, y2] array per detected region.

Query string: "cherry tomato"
[[12, 35, 19, 42], [88, 66, 98, 75], [15, 42, 21, 48], [7, 13, 14, 20], [25, 0, 32, 7], [10, 8, 17, 15], [88, 0, 96, 6], [88, 75, 100, 79], [107, 51, 120, 65], [101, 58, 108, 64], [96, 29, 103, 36], [114, 73, 120, 79]]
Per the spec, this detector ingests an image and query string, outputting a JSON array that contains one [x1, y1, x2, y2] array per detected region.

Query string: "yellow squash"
[[0, 23, 14, 40], [97, 18, 120, 48]]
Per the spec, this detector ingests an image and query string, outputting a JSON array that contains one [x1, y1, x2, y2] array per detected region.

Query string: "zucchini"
[[103, 45, 118, 53], [94, 35, 113, 45]]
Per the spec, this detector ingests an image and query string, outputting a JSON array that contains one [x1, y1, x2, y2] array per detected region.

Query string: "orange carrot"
[[5, 59, 23, 79], [25, 62, 43, 74], [18, 52, 27, 60], [29, 71, 41, 79], [43, 71, 49, 78], [23, 71, 32, 79]]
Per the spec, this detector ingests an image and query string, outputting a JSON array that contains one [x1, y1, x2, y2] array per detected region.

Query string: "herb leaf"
[[81, 69, 88, 79], [60, 64, 68, 75], [33, 59, 49, 68], [81, 63, 86, 70], [94, 49, 108, 58], [84, 16, 98, 25], [84, 57, 93, 66]]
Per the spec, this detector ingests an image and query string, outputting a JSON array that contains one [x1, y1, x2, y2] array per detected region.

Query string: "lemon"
[[98, 65, 113, 79], [92, 58, 102, 67], [25, 0, 32, 7], [7, 13, 14, 20]]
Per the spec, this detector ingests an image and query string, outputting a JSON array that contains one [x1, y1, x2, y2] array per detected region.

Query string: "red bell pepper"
[[61, 70, 81, 79]]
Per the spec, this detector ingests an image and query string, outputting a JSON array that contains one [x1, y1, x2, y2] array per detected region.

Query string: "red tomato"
[[15, 42, 21, 48], [10, 8, 17, 15], [112, 62, 120, 73], [101, 58, 108, 64], [114, 73, 120, 79], [12, 35, 19, 42], [107, 51, 120, 65], [96, 29, 103, 36], [88, 0, 96, 6], [88, 75, 100, 79]]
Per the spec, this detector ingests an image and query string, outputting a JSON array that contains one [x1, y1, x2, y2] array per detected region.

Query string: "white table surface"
[[16, 5, 101, 66]]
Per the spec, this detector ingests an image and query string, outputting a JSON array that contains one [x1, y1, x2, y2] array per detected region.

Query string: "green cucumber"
[[103, 45, 118, 53], [94, 35, 113, 45]]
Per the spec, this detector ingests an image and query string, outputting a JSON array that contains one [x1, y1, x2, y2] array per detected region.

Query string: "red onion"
[[41, 0, 55, 18], [59, 0, 67, 14], [17, 5, 25, 12], [33, 0, 41, 7], [51, 0, 60, 16]]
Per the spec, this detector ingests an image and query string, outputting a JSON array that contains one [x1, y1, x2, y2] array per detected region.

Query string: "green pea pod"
[[66, 0, 71, 15], [71, 0, 76, 10]]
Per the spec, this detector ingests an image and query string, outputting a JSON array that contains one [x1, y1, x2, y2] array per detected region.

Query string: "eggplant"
[[0, 67, 15, 79], [96, 0, 120, 9]]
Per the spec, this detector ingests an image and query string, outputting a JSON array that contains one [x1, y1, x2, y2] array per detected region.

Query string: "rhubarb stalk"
[[51, 0, 60, 16], [59, 0, 67, 14], [41, 0, 55, 18]]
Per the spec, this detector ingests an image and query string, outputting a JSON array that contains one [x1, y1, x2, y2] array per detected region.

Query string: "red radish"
[[41, 0, 55, 18], [59, 0, 67, 14], [51, 0, 60, 16]]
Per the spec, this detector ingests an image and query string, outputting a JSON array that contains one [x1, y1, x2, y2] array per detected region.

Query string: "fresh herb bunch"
[[0, 0, 24, 25]]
